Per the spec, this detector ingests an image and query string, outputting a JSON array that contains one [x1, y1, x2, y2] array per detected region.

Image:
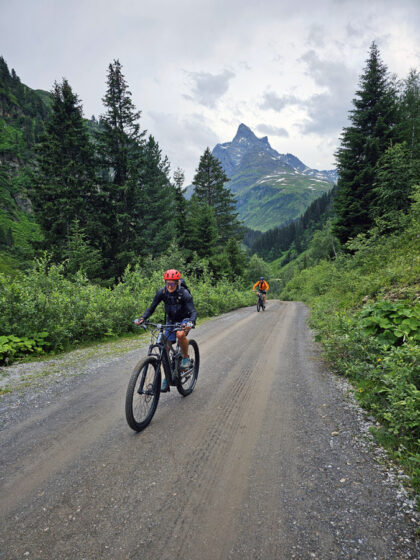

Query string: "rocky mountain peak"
[[232, 123, 259, 144]]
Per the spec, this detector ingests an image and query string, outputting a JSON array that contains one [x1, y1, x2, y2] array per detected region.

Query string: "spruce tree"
[[398, 69, 420, 161], [33, 79, 101, 260], [192, 147, 241, 243], [138, 135, 177, 257], [96, 59, 144, 185], [96, 60, 146, 276], [373, 142, 418, 224], [173, 167, 187, 245], [186, 198, 218, 258], [333, 42, 399, 244]]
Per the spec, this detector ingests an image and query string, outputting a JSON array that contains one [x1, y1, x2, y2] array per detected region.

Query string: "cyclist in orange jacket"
[[253, 277, 269, 306]]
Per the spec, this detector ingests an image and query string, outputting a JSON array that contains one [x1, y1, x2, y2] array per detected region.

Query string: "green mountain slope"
[[0, 56, 51, 271]]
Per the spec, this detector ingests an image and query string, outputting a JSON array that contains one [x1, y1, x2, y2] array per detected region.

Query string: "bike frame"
[[139, 324, 183, 394]]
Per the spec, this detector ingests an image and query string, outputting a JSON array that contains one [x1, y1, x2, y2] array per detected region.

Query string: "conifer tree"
[[333, 42, 399, 244], [173, 167, 187, 245], [96, 60, 146, 276], [139, 135, 177, 257], [187, 198, 218, 258], [96, 59, 144, 185], [398, 69, 420, 161], [33, 79, 101, 259], [192, 148, 241, 243], [373, 142, 418, 225]]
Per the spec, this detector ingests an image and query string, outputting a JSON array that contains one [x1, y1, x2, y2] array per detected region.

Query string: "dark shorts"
[[258, 290, 267, 294], [164, 319, 190, 343]]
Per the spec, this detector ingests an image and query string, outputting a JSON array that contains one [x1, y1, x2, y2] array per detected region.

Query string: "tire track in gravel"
[[136, 304, 291, 560]]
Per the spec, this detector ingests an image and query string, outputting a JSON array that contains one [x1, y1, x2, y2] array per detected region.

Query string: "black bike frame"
[[138, 327, 180, 394]]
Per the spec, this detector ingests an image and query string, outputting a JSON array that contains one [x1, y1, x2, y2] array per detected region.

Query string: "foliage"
[[0, 332, 49, 365], [359, 300, 420, 346], [246, 253, 271, 284]]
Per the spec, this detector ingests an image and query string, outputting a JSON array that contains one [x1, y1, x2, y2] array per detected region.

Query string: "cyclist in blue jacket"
[[134, 269, 197, 390]]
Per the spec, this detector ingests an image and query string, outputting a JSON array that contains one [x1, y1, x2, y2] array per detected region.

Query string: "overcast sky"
[[1, 0, 420, 184]]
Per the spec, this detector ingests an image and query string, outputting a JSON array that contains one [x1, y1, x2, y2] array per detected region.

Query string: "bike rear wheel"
[[125, 356, 161, 432], [176, 339, 200, 396]]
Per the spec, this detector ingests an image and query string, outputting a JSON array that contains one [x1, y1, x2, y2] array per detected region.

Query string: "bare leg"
[[176, 330, 189, 358]]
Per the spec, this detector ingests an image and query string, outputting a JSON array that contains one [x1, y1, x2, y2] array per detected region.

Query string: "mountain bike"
[[257, 291, 265, 312], [125, 322, 200, 432]]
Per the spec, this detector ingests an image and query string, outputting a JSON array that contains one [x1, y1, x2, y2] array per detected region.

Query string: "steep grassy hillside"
[[279, 192, 420, 495]]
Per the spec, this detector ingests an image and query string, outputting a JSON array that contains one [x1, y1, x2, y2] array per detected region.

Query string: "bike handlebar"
[[134, 320, 195, 330]]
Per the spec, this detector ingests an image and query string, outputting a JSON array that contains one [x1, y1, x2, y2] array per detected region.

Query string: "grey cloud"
[[306, 24, 326, 48], [299, 92, 350, 134], [184, 69, 235, 108], [256, 124, 289, 137], [147, 111, 219, 182], [345, 22, 365, 38], [298, 49, 356, 134], [259, 91, 299, 111]]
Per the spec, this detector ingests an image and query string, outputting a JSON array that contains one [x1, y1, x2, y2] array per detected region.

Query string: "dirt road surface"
[[1, 301, 418, 559]]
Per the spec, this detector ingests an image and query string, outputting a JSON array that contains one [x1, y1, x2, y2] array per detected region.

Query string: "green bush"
[[0, 332, 49, 364], [359, 300, 420, 345]]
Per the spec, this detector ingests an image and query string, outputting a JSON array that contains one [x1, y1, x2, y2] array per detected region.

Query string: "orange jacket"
[[253, 280, 269, 291]]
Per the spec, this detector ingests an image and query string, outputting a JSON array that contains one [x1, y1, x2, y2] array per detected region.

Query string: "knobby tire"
[[125, 356, 161, 432], [176, 339, 200, 396]]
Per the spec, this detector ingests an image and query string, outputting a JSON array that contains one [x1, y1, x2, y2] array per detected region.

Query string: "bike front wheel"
[[125, 356, 161, 432], [257, 301, 261, 312], [176, 339, 200, 396]]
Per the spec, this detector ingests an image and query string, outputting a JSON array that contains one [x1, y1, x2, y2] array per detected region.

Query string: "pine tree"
[[96, 60, 146, 277], [32, 79, 101, 259], [192, 148, 242, 243], [96, 59, 144, 185], [138, 135, 177, 257], [373, 142, 418, 225], [398, 69, 420, 161], [187, 198, 218, 258], [333, 42, 399, 244], [173, 167, 187, 245]]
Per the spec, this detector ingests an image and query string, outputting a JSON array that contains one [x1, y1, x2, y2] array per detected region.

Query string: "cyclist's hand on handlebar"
[[133, 317, 144, 326], [183, 321, 194, 331]]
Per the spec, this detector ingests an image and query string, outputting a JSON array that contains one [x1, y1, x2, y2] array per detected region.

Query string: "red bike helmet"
[[164, 269, 181, 281]]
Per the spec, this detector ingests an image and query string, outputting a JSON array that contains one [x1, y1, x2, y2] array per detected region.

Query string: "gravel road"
[[0, 301, 418, 559]]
